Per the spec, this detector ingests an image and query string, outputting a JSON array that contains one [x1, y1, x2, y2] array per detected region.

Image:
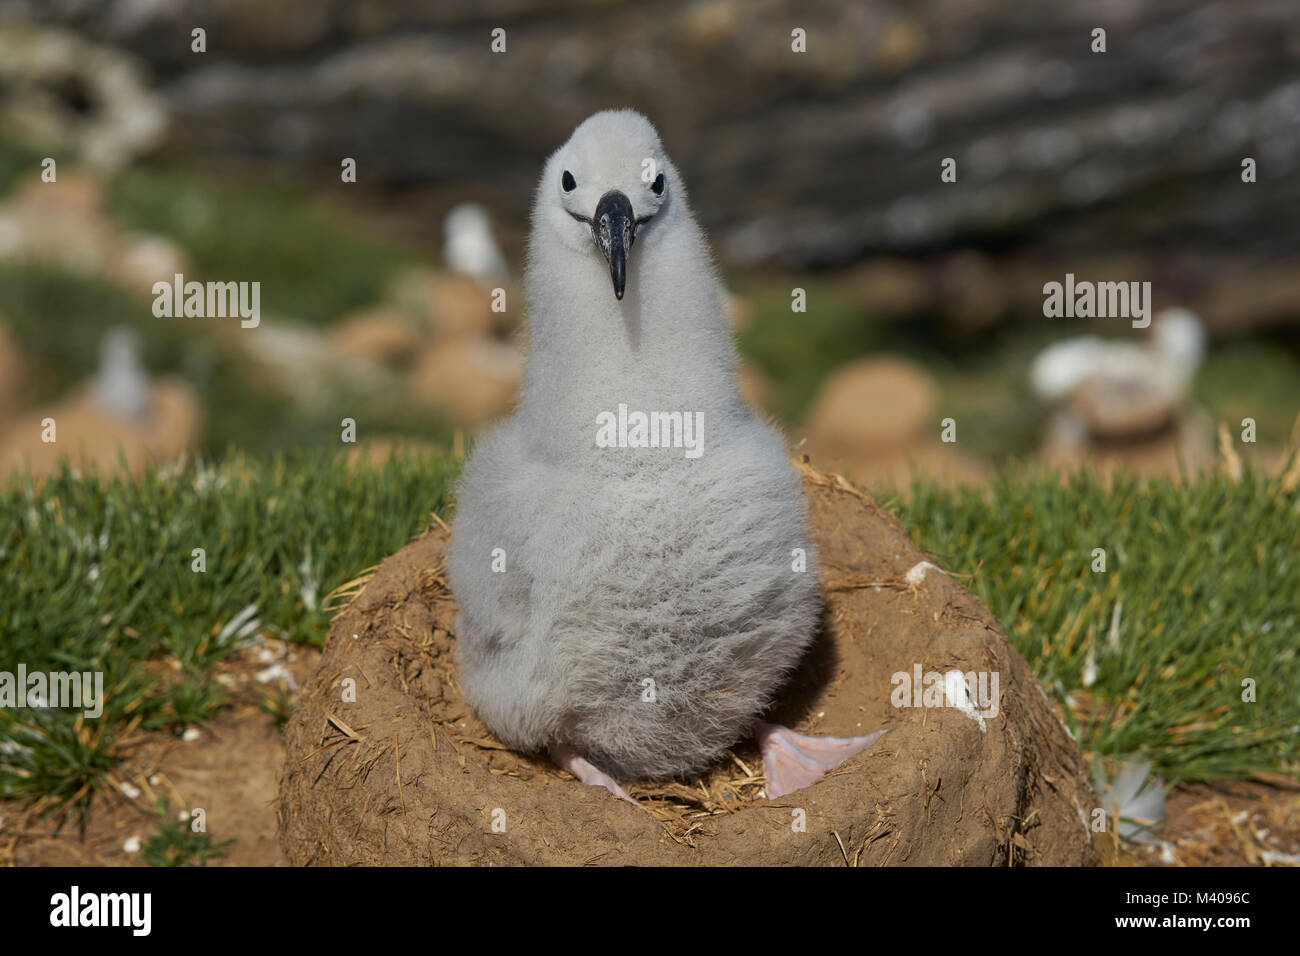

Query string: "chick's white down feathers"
[[446, 111, 819, 779]]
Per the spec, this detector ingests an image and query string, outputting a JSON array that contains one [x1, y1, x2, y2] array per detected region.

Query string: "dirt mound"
[[0, 378, 200, 480], [807, 356, 938, 452], [409, 338, 524, 425], [804, 357, 989, 490], [278, 461, 1099, 865]]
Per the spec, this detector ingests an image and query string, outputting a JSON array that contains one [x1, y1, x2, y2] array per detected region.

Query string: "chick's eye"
[[651, 172, 665, 196], [562, 170, 576, 192]]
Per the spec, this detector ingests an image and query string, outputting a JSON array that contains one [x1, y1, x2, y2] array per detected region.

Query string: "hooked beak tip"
[[592, 190, 634, 302]]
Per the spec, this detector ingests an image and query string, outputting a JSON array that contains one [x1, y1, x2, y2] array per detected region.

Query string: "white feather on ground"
[[1095, 758, 1166, 844]]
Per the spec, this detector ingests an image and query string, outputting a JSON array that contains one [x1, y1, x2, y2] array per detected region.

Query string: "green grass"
[[1194, 340, 1300, 445], [140, 800, 234, 867], [0, 137, 57, 197], [891, 461, 1300, 786], [0, 140, 421, 330], [2, 452, 1295, 825], [105, 167, 420, 327], [0, 452, 458, 815], [258, 679, 296, 733], [0, 266, 173, 407]]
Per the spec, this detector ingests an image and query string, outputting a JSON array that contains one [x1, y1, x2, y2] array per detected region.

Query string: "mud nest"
[[278, 460, 1100, 865]]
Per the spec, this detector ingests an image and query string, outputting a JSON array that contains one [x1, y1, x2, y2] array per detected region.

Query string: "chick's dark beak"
[[591, 190, 635, 300]]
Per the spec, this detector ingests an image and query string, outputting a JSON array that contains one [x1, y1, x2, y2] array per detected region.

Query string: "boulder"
[[328, 307, 424, 369], [0, 172, 190, 295], [806, 356, 938, 454], [735, 361, 769, 414], [390, 269, 505, 341], [409, 337, 523, 425], [805, 356, 988, 489], [341, 435, 445, 468], [725, 292, 754, 331], [0, 317, 24, 420]]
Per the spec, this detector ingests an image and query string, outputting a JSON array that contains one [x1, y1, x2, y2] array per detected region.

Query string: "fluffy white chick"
[[443, 202, 509, 283], [447, 110, 885, 802]]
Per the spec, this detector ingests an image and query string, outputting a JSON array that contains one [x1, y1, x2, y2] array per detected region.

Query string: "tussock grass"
[[0, 451, 458, 814], [892, 457, 1300, 785], [2, 450, 1296, 820], [106, 167, 420, 327], [139, 799, 235, 867]]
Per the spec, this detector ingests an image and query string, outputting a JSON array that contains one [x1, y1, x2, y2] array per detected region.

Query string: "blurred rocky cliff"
[[4, 0, 1299, 292]]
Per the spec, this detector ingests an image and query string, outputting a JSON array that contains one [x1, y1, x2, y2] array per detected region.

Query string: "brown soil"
[[0, 640, 319, 867], [276, 460, 1102, 865], [1120, 779, 1300, 867]]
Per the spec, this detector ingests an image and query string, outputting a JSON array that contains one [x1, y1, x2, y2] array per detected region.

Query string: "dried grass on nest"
[[321, 547, 805, 844], [313, 476, 967, 846]]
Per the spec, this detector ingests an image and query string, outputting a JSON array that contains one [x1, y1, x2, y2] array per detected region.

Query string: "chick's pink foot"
[[754, 720, 888, 798], [550, 743, 638, 805]]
